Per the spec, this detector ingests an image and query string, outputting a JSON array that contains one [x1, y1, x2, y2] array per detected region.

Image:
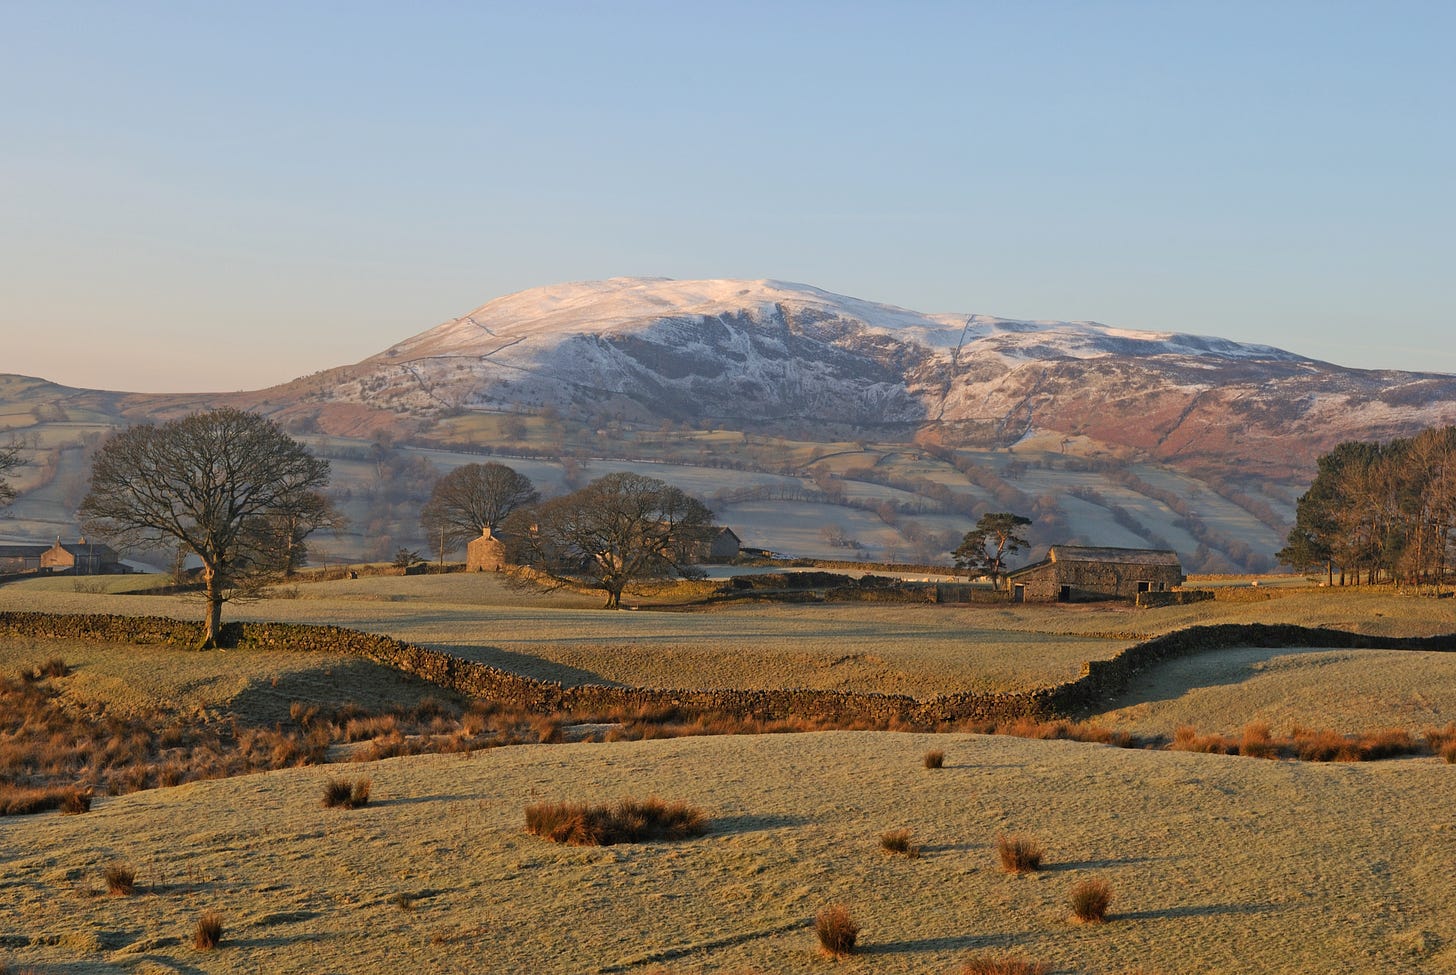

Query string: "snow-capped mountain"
[[288, 277, 1456, 476]]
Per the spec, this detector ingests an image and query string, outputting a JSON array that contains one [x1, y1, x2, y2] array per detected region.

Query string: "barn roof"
[[1048, 545, 1182, 566]]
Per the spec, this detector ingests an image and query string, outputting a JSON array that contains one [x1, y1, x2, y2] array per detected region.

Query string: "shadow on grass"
[[1116, 902, 1278, 921], [710, 812, 814, 834], [228, 657, 468, 725], [366, 793, 481, 808], [863, 931, 1036, 955], [1090, 646, 1324, 714], [1047, 854, 1179, 871]]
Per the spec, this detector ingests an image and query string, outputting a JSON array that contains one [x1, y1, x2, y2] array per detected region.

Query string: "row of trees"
[[1278, 425, 1456, 586], [69, 410, 716, 644]]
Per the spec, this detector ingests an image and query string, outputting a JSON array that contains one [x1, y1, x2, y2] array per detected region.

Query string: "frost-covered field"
[[6, 732, 1456, 974]]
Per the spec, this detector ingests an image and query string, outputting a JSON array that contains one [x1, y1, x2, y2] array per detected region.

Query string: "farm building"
[[1005, 545, 1184, 603], [694, 527, 742, 564], [0, 544, 48, 574], [467, 528, 508, 572], [39, 538, 123, 575]]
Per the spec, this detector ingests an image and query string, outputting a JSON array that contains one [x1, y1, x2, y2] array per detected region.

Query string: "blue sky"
[[4, 1, 1452, 391]]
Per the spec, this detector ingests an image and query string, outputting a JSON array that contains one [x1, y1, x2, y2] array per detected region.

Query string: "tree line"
[[1278, 425, 1456, 586]]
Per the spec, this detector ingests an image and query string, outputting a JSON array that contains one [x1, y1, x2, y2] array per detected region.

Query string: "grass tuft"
[[192, 911, 224, 950], [814, 903, 859, 959], [960, 956, 1049, 975], [923, 749, 945, 769], [1069, 878, 1113, 922], [524, 797, 708, 846], [879, 828, 921, 858], [321, 777, 372, 809], [996, 833, 1044, 873], [104, 862, 137, 896]]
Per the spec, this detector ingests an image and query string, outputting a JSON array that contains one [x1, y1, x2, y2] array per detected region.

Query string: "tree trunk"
[[201, 563, 224, 649]]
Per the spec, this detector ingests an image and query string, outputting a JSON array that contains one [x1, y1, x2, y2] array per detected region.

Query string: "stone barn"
[[0, 544, 48, 574], [466, 528, 507, 572], [1005, 545, 1184, 603], [697, 527, 742, 564]]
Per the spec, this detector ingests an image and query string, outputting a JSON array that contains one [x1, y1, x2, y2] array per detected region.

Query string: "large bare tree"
[[420, 462, 539, 555], [79, 408, 331, 647], [505, 472, 712, 608]]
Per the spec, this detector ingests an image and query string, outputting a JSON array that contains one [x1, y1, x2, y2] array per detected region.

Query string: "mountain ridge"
[[257, 277, 1455, 479]]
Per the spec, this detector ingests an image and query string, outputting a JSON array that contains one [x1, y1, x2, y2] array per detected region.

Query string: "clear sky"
[[4, 1, 1452, 392]]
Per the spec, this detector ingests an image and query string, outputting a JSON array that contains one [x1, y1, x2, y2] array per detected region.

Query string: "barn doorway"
[[1012, 584, 1025, 603], [1058, 585, 1071, 602]]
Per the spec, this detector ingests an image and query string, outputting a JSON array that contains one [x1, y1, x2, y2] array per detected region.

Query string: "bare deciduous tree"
[[79, 409, 331, 647], [420, 462, 539, 559], [506, 472, 713, 608]]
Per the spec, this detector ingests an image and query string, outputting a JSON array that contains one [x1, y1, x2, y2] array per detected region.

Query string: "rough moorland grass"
[[1069, 878, 1113, 922], [813, 903, 859, 959], [923, 748, 945, 769], [1171, 722, 1428, 761], [192, 911, 223, 950], [996, 834, 1044, 873], [960, 956, 1049, 975], [879, 828, 921, 858], [321, 777, 372, 810], [103, 862, 136, 896], [524, 797, 709, 846]]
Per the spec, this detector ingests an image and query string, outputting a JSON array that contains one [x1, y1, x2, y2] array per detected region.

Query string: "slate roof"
[[1048, 545, 1182, 566]]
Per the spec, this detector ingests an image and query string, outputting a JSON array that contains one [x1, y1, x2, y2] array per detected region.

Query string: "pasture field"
[[4, 731, 1455, 974], [2, 572, 1455, 973], [1, 574, 1451, 700], [0, 635, 452, 725], [1090, 646, 1456, 737]]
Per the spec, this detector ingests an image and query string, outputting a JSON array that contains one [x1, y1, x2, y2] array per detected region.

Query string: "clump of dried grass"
[[1069, 878, 1112, 922], [1171, 725, 1240, 755], [21, 658, 70, 681], [923, 749, 945, 769], [879, 828, 921, 858], [524, 797, 708, 846], [814, 903, 859, 959], [1239, 721, 1279, 759], [192, 911, 224, 950], [104, 862, 137, 896], [959, 956, 1049, 975], [321, 777, 372, 809], [996, 833, 1044, 873]]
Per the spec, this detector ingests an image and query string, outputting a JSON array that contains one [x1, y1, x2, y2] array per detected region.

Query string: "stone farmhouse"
[[1006, 545, 1184, 603], [1, 538, 124, 576]]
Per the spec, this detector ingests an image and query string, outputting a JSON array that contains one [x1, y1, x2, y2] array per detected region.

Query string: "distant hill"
[[4, 277, 1455, 570]]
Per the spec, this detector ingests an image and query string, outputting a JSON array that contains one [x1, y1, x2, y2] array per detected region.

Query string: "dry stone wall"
[[1, 611, 1450, 727]]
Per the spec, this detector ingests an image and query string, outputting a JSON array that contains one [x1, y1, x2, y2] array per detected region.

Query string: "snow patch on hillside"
[[383, 277, 1309, 366]]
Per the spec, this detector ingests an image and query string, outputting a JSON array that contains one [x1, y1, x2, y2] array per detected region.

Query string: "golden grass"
[[5, 731, 1456, 973], [4, 574, 1451, 701], [996, 834, 1044, 873]]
